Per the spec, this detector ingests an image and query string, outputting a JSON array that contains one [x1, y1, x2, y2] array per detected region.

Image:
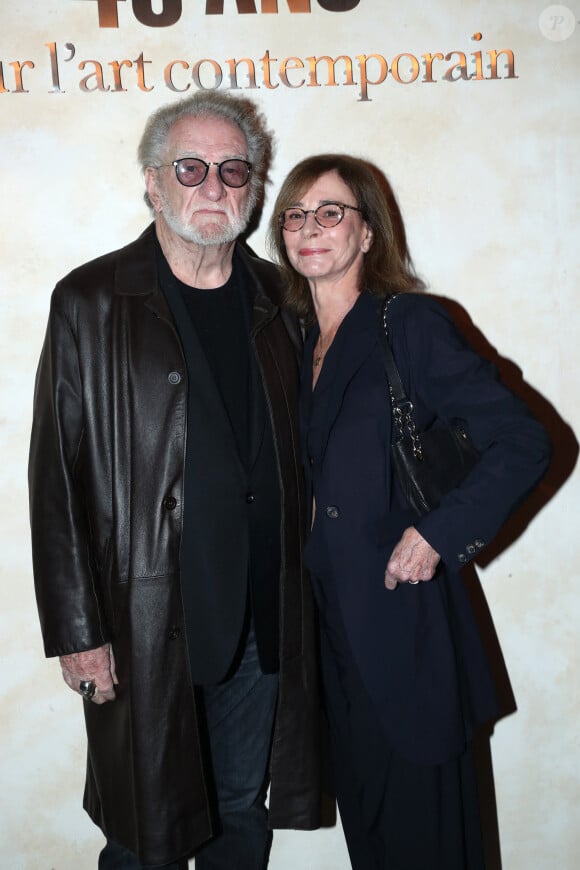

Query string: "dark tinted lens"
[[175, 158, 208, 186], [219, 159, 251, 188]]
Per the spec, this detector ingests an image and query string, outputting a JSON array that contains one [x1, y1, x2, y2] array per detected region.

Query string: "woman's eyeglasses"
[[279, 202, 362, 231]]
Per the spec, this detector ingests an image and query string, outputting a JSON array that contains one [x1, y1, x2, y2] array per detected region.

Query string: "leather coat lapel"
[[111, 227, 276, 474], [124, 225, 245, 477]]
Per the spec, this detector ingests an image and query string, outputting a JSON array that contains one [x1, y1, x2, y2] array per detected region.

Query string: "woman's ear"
[[361, 225, 374, 253]]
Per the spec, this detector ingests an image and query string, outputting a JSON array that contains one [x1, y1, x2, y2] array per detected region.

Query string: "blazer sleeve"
[[388, 294, 552, 569], [28, 287, 109, 657]]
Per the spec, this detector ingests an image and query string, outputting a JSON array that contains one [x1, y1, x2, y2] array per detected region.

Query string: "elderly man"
[[29, 92, 322, 869]]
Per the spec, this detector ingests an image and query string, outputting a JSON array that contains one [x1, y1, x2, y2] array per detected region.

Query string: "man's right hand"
[[59, 643, 118, 705]]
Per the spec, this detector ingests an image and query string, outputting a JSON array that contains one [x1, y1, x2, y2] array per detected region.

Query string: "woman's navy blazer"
[[300, 291, 551, 765]]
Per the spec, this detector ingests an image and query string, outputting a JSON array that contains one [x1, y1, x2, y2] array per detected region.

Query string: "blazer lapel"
[[238, 248, 272, 473], [304, 292, 382, 464]]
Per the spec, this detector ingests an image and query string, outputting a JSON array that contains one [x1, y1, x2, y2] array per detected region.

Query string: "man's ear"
[[145, 167, 163, 212]]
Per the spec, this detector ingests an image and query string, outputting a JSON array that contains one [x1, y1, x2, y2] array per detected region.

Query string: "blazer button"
[[474, 539, 485, 549], [168, 626, 181, 640], [325, 505, 340, 519], [163, 496, 177, 511], [168, 371, 182, 385], [457, 553, 467, 564], [246, 493, 255, 504], [466, 544, 476, 555]]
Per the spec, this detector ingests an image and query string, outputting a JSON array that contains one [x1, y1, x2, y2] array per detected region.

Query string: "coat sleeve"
[[28, 288, 109, 657], [389, 294, 552, 569]]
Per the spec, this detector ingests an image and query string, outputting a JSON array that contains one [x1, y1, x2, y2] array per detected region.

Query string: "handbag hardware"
[[381, 295, 425, 461], [379, 295, 480, 515]]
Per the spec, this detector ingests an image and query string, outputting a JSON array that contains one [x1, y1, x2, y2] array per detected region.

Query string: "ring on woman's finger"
[[408, 579, 420, 585]]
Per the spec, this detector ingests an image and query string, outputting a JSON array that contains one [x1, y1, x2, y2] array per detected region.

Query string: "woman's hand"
[[384, 527, 441, 590], [59, 643, 118, 704]]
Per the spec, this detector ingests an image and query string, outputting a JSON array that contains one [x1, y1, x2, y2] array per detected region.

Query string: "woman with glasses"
[[267, 154, 551, 869]]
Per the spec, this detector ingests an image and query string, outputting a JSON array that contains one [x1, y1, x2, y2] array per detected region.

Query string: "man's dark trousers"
[[98, 625, 278, 870]]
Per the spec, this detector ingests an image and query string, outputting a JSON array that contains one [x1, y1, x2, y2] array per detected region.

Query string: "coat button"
[[457, 553, 467, 564], [163, 496, 177, 510], [168, 626, 181, 640], [246, 493, 255, 504], [466, 544, 476, 554], [168, 371, 182, 385], [474, 539, 485, 549], [325, 505, 340, 519]]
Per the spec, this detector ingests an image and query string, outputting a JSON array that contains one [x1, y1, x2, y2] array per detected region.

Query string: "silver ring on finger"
[[79, 680, 97, 700], [408, 579, 420, 585]]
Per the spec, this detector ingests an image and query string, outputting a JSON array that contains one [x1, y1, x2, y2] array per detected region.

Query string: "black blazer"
[[300, 291, 551, 764], [158, 245, 282, 683]]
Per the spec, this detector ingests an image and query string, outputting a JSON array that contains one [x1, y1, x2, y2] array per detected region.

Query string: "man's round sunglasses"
[[156, 157, 253, 188], [279, 202, 362, 231]]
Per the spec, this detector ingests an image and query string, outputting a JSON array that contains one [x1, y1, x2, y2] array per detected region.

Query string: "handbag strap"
[[379, 295, 424, 458], [379, 295, 407, 404]]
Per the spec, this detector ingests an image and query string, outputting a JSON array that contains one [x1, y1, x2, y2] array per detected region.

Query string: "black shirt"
[[179, 272, 251, 466]]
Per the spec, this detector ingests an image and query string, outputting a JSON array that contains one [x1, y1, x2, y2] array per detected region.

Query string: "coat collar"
[[112, 223, 280, 325], [113, 223, 158, 296]]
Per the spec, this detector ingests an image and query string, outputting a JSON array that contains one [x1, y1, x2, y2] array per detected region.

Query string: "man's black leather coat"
[[29, 224, 322, 865]]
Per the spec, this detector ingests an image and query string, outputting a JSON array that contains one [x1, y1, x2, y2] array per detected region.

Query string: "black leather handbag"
[[380, 296, 480, 516]]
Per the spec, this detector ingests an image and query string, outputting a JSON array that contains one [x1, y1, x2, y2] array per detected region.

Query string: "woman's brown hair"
[[267, 154, 423, 323]]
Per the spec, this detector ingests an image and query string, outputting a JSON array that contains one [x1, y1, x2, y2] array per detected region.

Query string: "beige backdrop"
[[1, 1, 578, 868]]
